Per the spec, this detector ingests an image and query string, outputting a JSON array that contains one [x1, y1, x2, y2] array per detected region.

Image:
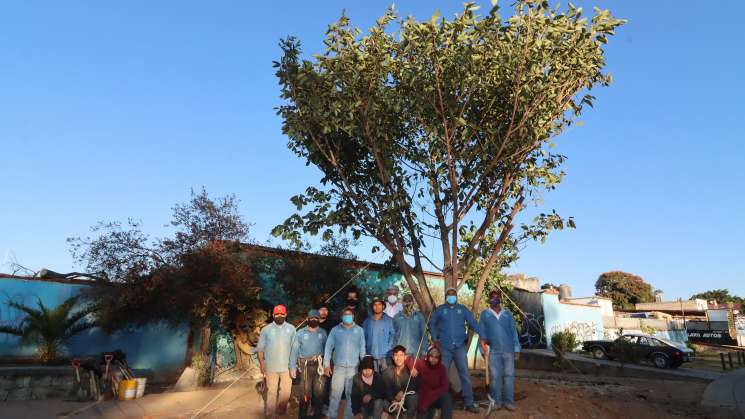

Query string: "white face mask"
[[387, 295, 398, 305]]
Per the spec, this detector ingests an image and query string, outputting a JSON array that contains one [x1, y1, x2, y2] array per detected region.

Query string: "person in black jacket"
[[351, 356, 385, 419], [317, 303, 338, 335], [381, 345, 418, 419], [344, 286, 368, 326]]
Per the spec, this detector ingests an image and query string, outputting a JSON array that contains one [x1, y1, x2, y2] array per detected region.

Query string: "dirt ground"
[[286, 374, 733, 419]]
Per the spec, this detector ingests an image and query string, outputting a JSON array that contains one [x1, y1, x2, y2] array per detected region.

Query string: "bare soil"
[[286, 375, 732, 419], [447, 375, 731, 419]]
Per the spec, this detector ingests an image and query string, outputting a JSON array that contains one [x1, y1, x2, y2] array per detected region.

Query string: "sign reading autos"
[[687, 329, 736, 345]]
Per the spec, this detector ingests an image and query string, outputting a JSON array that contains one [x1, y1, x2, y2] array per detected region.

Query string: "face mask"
[[308, 319, 319, 328], [274, 316, 286, 325], [342, 314, 354, 325], [446, 295, 457, 305], [403, 302, 414, 315], [489, 298, 501, 308], [387, 295, 398, 305], [347, 299, 358, 307]]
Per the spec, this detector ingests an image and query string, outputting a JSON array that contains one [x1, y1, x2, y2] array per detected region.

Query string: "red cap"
[[273, 305, 287, 316]]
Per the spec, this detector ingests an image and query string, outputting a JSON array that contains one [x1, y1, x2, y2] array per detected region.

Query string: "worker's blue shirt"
[[289, 326, 328, 370], [323, 323, 366, 368], [393, 310, 426, 355], [479, 308, 521, 353], [362, 313, 396, 359], [429, 302, 481, 349], [256, 321, 296, 373]]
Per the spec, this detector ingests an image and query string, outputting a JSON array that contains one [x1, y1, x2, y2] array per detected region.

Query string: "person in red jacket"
[[405, 346, 452, 419]]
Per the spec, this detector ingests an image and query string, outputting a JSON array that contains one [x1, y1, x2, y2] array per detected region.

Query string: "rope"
[[388, 390, 416, 414], [188, 255, 382, 419], [393, 308, 434, 419]]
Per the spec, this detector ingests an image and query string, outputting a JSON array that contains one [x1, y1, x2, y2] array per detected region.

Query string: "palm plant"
[[0, 296, 96, 363]]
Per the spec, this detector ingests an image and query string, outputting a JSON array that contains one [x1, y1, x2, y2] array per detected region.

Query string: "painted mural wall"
[[0, 277, 189, 380], [509, 289, 546, 349], [541, 292, 603, 348]]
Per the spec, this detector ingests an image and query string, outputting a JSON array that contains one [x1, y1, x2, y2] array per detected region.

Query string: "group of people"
[[255, 285, 520, 419]]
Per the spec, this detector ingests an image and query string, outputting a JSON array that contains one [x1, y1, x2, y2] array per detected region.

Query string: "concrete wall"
[[635, 299, 708, 312], [567, 297, 614, 317], [601, 316, 688, 343], [0, 277, 188, 381], [707, 309, 729, 322], [542, 292, 603, 347]]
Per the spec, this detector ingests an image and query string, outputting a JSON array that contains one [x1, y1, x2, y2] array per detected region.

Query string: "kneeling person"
[[406, 346, 452, 419], [381, 345, 418, 419], [351, 356, 386, 419]]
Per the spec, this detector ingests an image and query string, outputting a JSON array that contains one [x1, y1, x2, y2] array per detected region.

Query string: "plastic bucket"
[[135, 377, 147, 398], [118, 379, 138, 401]]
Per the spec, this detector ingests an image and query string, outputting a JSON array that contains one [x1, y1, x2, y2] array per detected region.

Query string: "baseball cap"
[[273, 305, 287, 316]]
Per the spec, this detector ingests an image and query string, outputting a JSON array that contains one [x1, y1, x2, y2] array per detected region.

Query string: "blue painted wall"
[[541, 292, 603, 348], [0, 277, 188, 380]]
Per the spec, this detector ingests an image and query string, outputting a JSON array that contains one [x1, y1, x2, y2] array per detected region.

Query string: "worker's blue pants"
[[488, 351, 515, 405], [440, 345, 474, 407]]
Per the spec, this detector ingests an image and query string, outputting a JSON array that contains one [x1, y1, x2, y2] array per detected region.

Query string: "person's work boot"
[[465, 404, 480, 413], [504, 403, 516, 412]]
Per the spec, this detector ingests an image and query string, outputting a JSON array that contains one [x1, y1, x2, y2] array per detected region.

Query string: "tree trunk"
[[184, 323, 196, 366]]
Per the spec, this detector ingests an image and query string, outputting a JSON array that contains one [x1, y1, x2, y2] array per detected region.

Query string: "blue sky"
[[1, 1, 743, 300]]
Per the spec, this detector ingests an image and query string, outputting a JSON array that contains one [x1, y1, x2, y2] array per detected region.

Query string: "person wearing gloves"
[[383, 285, 403, 318], [405, 346, 452, 419], [324, 307, 366, 419], [290, 310, 328, 419], [350, 355, 386, 419], [479, 290, 521, 412], [428, 288, 481, 413], [362, 297, 396, 372], [257, 304, 297, 418], [392, 294, 427, 357]]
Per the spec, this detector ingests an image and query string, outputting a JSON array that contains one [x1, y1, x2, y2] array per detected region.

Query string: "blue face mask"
[[342, 314, 354, 325], [446, 295, 457, 305]]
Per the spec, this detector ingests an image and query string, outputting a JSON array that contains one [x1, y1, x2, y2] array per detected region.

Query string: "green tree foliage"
[[595, 271, 654, 309], [68, 188, 250, 282], [68, 190, 261, 337], [0, 297, 96, 363], [691, 289, 744, 305], [88, 241, 261, 333], [550, 330, 577, 368], [272, 1, 624, 314]]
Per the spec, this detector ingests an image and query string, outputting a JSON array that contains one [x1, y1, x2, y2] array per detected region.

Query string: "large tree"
[[68, 189, 260, 359], [595, 271, 654, 310], [68, 187, 251, 282], [273, 1, 624, 314]]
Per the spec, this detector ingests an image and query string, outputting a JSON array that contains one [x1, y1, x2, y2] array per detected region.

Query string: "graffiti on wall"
[[519, 313, 546, 349], [736, 316, 745, 336], [551, 321, 598, 343]]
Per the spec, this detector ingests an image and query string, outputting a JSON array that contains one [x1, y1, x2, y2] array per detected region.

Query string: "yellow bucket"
[[118, 379, 138, 401]]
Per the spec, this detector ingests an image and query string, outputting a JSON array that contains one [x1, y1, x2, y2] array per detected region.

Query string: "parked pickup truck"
[[582, 333, 695, 369]]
